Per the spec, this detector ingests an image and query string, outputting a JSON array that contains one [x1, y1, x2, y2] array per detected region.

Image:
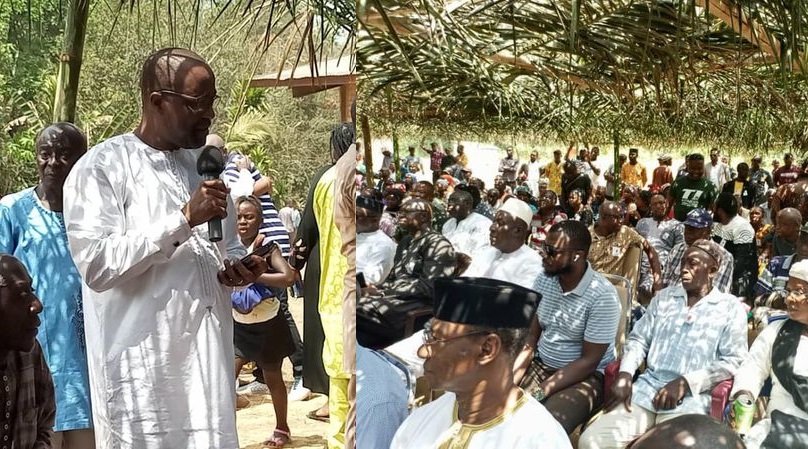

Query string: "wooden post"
[[339, 83, 356, 123]]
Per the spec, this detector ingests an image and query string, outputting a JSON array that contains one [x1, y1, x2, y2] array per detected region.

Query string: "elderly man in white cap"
[[463, 198, 544, 289]]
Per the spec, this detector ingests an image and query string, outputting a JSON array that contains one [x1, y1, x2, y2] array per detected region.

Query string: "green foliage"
[[223, 88, 337, 207], [0, 0, 343, 201]]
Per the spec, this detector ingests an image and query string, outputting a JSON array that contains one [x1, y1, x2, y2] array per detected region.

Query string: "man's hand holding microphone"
[[189, 145, 268, 287]]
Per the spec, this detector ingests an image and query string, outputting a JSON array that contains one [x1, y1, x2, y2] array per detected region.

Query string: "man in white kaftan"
[[62, 48, 265, 449], [386, 198, 541, 377], [442, 189, 492, 259], [462, 198, 542, 288], [390, 391, 570, 449]]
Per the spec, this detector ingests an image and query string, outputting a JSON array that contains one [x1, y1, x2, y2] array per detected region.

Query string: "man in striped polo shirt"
[[514, 220, 622, 434], [207, 134, 310, 401]]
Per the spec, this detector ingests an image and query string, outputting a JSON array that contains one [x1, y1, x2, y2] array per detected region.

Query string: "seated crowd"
[[356, 144, 808, 449]]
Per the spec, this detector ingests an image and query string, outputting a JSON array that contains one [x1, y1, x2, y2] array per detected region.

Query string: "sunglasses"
[[540, 243, 575, 257]]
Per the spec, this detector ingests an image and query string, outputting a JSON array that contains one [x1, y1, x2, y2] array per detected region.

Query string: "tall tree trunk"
[[53, 0, 90, 123]]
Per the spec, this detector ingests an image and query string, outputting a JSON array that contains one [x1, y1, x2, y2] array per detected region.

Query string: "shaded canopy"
[[359, 0, 808, 151]]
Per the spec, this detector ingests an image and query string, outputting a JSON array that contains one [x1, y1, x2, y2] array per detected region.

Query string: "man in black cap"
[[389, 277, 571, 449]]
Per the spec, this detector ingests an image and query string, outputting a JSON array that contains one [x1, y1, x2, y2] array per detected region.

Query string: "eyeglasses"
[[157, 89, 219, 113], [785, 288, 808, 303], [539, 243, 575, 257], [422, 320, 490, 347], [600, 213, 624, 220]]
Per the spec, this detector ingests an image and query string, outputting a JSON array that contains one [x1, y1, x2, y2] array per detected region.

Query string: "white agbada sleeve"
[[64, 156, 193, 292]]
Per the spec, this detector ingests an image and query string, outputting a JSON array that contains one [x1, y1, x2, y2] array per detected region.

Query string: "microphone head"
[[197, 145, 225, 176]]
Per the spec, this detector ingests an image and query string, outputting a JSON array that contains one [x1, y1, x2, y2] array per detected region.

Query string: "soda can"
[[733, 393, 755, 435]]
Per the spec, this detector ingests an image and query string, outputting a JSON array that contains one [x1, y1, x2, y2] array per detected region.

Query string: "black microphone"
[[196, 145, 226, 242]]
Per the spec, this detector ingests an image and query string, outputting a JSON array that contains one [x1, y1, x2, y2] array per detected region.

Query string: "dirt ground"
[[236, 296, 330, 449]]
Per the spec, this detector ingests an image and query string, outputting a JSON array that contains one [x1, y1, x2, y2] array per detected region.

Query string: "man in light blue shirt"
[[356, 345, 409, 449], [0, 123, 94, 448], [515, 220, 622, 434], [579, 239, 748, 449]]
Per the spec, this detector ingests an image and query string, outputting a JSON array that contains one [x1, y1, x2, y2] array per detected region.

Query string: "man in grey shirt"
[[514, 220, 622, 433]]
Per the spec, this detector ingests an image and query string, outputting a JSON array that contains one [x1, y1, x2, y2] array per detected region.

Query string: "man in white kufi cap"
[[462, 198, 544, 288]]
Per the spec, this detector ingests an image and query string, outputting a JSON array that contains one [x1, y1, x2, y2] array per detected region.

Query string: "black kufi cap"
[[433, 277, 541, 328], [357, 196, 384, 214]]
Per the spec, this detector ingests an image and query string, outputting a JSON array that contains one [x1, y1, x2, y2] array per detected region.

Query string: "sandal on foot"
[[262, 429, 291, 448], [306, 409, 329, 423]]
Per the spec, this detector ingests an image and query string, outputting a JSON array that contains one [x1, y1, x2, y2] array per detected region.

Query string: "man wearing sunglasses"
[[389, 277, 571, 449], [514, 220, 622, 434]]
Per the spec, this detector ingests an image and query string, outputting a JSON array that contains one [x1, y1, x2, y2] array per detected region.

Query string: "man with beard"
[[579, 240, 748, 449], [621, 148, 648, 188], [357, 197, 457, 348], [464, 198, 543, 289], [662, 208, 735, 293], [389, 278, 571, 449], [441, 189, 492, 259], [383, 197, 541, 383], [514, 220, 621, 434], [63, 48, 268, 448]]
